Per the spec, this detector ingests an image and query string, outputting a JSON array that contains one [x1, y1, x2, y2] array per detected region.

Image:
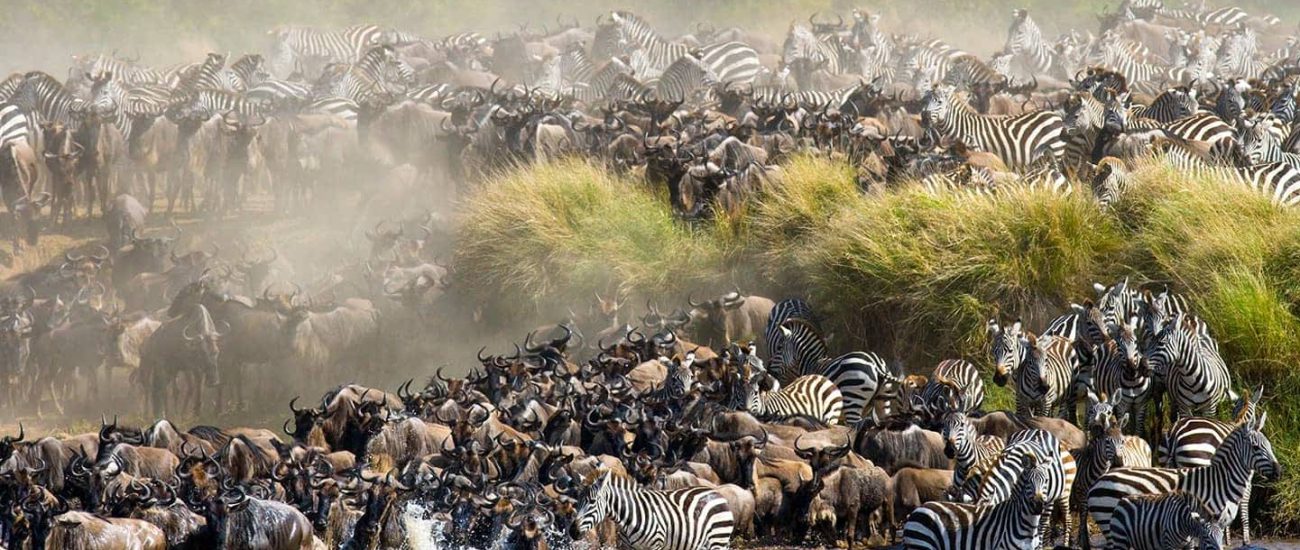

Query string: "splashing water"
[[397, 501, 601, 550]]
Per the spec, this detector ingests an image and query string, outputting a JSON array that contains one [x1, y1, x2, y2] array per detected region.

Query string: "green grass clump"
[[455, 159, 736, 313]]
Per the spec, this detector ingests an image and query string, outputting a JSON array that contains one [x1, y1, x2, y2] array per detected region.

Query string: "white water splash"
[[398, 501, 603, 550]]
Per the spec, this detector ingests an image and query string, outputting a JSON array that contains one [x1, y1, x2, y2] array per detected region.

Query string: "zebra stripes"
[[610, 11, 689, 80], [904, 451, 1050, 550], [268, 24, 386, 78], [1086, 317, 1148, 431], [917, 359, 985, 420], [11, 72, 86, 128], [821, 351, 900, 426], [1158, 388, 1264, 544], [746, 374, 843, 425], [763, 298, 815, 375], [940, 412, 1005, 495], [1015, 333, 1078, 419], [697, 42, 761, 86], [775, 317, 828, 383], [572, 470, 734, 550], [921, 84, 1064, 171], [1004, 9, 1056, 78], [0, 103, 32, 149], [1146, 314, 1234, 419], [962, 429, 1077, 546], [1087, 418, 1279, 542], [1106, 492, 1225, 550]]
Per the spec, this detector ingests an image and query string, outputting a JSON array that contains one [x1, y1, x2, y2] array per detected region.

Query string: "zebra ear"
[[987, 319, 1001, 337], [1093, 282, 1106, 296], [1252, 385, 1264, 404], [1256, 411, 1268, 431], [1011, 320, 1022, 333]]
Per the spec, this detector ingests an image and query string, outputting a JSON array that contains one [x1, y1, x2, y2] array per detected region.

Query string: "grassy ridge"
[[455, 155, 1300, 532]]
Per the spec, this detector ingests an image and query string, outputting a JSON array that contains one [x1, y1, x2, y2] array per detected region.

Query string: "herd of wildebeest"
[[0, 0, 1297, 548]]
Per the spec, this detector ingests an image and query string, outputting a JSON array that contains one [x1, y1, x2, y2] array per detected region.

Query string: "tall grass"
[[456, 154, 1300, 533]]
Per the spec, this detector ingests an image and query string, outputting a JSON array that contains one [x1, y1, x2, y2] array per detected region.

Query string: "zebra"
[[1241, 114, 1300, 168], [1139, 287, 1191, 348], [1090, 157, 1133, 207], [987, 319, 1025, 387], [921, 84, 1065, 171], [11, 71, 86, 128], [1004, 9, 1058, 79], [1158, 387, 1265, 544], [916, 359, 985, 421], [775, 318, 828, 383], [821, 350, 902, 426], [169, 90, 266, 122], [1091, 279, 1144, 335], [1105, 492, 1226, 550], [1071, 423, 1150, 549], [1126, 87, 1199, 124], [939, 411, 1005, 498], [1156, 140, 1300, 206], [1086, 417, 1279, 543], [1085, 317, 1150, 432], [224, 54, 268, 92], [746, 373, 843, 425], [903, 459, 1049, 550], [267, 24, 385, 78], [781, 24, 849, 86], [0, 102, 33, 150], [610, 11, 689, 80], [763, 298, 815, 374], [697, 42, 761, 86], [174, 52, 229, 94], [1014, 332, 1081, 419], [947, 429, 1076, 546], [570, 470, 734, 550], [654, 56, 717, 103], [1146, 313, 1235, 421]]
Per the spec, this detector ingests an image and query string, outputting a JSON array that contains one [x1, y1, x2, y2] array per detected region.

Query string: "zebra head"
[[939, 411, 973, 460], [88, 71, 119, 117], [569, 470, 613, 540], [987, 319, 1025, 386], [920, 84, 957, 129], [1232, 412, 1280, 482], [1231, 384, 1264, 425]]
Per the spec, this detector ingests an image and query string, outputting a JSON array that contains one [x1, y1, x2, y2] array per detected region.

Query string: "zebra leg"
[[1059, 497, 1073, 549], [1240, 482, 1253, 545]]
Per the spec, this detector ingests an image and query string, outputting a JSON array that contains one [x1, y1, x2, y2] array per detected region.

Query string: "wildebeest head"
[[59, 246, 111, 290], [183, 305, 228, 384]]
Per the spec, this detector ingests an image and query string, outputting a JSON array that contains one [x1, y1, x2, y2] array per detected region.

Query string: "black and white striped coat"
[[1015, 333, 1078, 419], [572, 470, 734, 550], [746, 374, 843, 425], [1087, 418, 1279, 542], [763, 298, 816, 374], [960, 429, 1077, 545], [1145, 314, 1235, 419], [1106, 491, 1225, 550], [917, 359, 985, 421], [1158, 388, 1265, 545], [921, 84, 1065, 171], [940, 412, 1005, 495], [904, 457, 1050, 550]]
